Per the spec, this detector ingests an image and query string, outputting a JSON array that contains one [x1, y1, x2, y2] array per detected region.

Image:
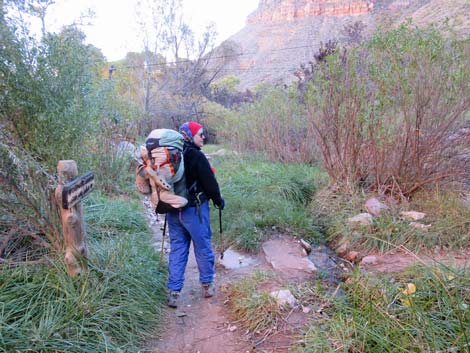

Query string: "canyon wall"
[[215, 0, 469, 90], [247, 0, 374, 23]]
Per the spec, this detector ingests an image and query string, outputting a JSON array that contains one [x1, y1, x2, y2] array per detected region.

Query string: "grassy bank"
[[311, 188, 470, 253], [299, 265, 470, 352], [207, 149, 327, 252], [0, 193, 165, 353]]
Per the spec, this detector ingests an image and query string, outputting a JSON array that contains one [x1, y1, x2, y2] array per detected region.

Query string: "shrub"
[[204, 87, 319, 164], [0, 139, 62, 262], [305, 24, 470, 198]]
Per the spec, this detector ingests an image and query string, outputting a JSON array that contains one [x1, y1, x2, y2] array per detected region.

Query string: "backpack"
[[136, 129, 188, 214]]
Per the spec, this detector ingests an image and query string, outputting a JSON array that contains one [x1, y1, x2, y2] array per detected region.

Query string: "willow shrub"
[[305, 24, 470, 198], [204, 87, 319, 164]]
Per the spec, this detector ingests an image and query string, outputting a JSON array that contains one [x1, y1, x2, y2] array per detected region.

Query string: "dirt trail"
[[143, 199, 261, 353], [141, 198, 470, 353], [150, 249, 259, 353], [142, 199, 318, 353]]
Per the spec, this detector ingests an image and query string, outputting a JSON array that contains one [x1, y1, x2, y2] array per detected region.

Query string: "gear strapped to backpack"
[[135, 129, 188, 214]]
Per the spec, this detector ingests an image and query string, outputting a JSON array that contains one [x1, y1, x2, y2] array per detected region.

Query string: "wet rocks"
[[262, 237, 317, 277]]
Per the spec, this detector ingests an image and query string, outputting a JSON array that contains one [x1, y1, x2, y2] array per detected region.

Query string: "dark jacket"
[[183, 141, 223, 207]]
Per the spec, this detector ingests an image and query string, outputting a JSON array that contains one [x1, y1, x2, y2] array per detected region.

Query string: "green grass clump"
[[210, 152, 326, 252], [84, 192, 148, 238], [227, 271, 285, 337], [409, 190, 470, 249], [299, 265, 470, 352], [0, 195, 166, 353]]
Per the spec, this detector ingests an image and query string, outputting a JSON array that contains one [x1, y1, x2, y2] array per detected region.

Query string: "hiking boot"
[[202, 282, 215, 298], [167, 291, 180, 308]]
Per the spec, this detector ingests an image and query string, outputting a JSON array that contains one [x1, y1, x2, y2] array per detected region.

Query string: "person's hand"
[[215, 198, 225, 210]]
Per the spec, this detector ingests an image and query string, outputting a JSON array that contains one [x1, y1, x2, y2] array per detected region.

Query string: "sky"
[[38, 0, 259, 61]]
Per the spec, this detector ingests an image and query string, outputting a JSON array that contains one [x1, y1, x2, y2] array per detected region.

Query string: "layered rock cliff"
[[247, 0, 374, 23], [214, 0, 469, 91]]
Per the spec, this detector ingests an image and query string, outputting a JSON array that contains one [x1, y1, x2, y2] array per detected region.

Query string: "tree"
[[134, 0, 237, 129]]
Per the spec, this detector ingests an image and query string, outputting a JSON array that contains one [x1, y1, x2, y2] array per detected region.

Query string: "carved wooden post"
[[55, 160, 88, 276]]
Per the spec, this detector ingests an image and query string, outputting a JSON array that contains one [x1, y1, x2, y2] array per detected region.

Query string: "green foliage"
[[1, 19, 106, 169], [300, 266, 470, 352], [211, 75, 240, 93], [210, 151, 325, 251], [0, 139, 62, 260], [0, 194, 166, 353]]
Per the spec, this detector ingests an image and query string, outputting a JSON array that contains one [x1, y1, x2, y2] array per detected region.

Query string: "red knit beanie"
[[188, 121, 203, 136]]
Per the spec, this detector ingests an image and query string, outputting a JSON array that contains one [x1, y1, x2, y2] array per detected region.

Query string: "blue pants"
[[166, 201, 215, 292]]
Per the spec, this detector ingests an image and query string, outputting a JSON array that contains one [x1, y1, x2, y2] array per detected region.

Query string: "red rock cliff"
[[247, 0, 374, 23]]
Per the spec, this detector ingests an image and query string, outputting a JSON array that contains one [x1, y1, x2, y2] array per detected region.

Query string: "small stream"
[[308, 243, 346, 284]]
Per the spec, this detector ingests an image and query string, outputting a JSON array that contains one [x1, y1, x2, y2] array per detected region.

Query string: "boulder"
[[262, 238, 317, 276]]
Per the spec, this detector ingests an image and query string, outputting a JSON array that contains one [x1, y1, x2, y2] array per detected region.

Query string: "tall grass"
[[0, 193, 166, 353], [299, 265, 470, 352], [208, 151, 326, 251]]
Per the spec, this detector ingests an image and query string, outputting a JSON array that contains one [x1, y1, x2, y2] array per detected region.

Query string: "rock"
[[400, 211, 426, 221], [365, 197, 388, 216], [205, 149, 226, 158], [333, 236, 351, 256], [361, 255, 378, 265], [247, 0, 373, 23], [348, 213, 373, 226], [262, 238, 317, 275], [345, 251, 360, 262], [270, 289, 297, 307], [410, 222, 431, 230], [299, 238, 312, 254], [116, 141, 136, 158]]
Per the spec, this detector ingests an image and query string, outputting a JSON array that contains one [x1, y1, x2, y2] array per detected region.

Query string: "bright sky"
[[39, 0, 259, 61]]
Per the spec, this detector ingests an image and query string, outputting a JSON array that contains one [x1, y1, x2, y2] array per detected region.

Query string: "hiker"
[[166, 121, 225, 308]]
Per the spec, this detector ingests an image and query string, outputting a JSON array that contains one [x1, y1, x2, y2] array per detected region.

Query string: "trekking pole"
[[219, 208, 225, 259], [160, 214, 167, 263]]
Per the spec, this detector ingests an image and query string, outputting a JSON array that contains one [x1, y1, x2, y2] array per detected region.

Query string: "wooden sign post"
[[55, 160, 94, 276]]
